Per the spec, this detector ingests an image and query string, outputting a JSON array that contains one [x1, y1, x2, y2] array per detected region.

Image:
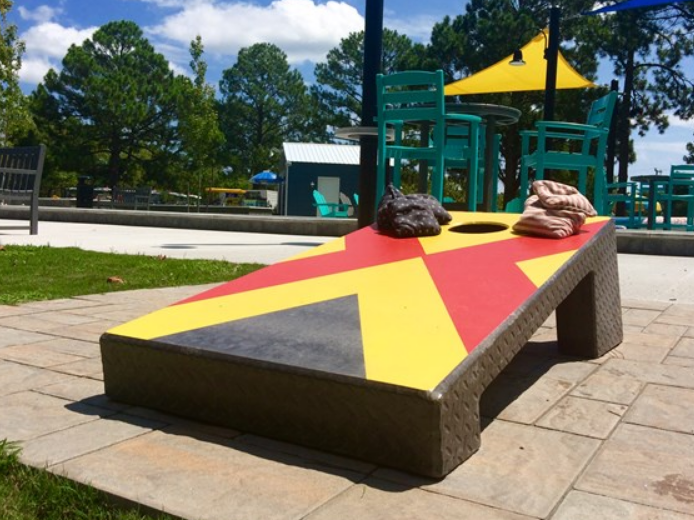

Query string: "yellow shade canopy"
[[444, 30, 595, 96]]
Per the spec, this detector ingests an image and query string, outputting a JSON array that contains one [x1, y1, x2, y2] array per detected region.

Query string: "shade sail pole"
[[544, 6, 561, 121], [357, 0, 384, 227]]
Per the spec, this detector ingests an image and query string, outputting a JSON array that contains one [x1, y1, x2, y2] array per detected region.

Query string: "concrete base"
[[616, 229, 694, 256], [0, 205, 356, 237]]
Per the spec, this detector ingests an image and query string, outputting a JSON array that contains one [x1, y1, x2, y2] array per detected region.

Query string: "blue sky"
[[10, 0, 694, 176]]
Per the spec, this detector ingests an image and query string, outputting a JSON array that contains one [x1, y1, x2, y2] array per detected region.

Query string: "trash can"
[[76, 176, 94, 208]]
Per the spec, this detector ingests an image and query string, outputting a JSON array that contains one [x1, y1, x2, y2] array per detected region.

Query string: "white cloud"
[[124, 0, 202, 7], [636, 140, 689, 153], [19, 57, 56, 85], [666, 111, 694, 130], [385, 14, 438, 43], [19, 23, 97, 84], [146, 0, 364, 64], [18, 5, 63, 24]]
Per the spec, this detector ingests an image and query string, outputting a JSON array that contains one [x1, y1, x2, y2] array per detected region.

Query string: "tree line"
[[2, 0, 693, 204]]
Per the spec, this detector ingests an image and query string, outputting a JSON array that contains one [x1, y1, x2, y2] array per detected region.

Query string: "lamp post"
[[509, 6, 561, 121], [357, 0, 384, 228], [543, 5, 561, 121]]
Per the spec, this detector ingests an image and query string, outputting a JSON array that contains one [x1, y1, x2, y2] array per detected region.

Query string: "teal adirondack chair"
[[375, 70, 482, 208], [312, 190, 350, 218], [519, 91, 617, 212]]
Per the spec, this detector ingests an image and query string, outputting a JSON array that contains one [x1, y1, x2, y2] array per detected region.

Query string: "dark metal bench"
[[101, 213, 623, 478], [0, 145, 47, 235]]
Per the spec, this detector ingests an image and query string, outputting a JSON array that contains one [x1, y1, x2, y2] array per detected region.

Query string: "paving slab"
[[605, 340, 673, 363], [598, 358, 694, 389], [642, 321, 689, 337], [535, 395, 626, 438], [621, 308, 661, 326], [0, 314, 87, 333], [55, 428, 367, 520], [570, 370, 644, 405], [0, 360, 75, 397], [35, 375, 129, 411], [489, 376, 575, 424], [621, 331, 680, 349], [0, 343, 89, 367], [17, 297, 107, 312], [656, 313, 694, 327], [0, 390, 115, 441], [51, 356, 104, 378], [0, 326, 54, 348], [20, 413, 166, 467], [623, 384, 694, 434], [50, 320, 120, 343], [576, 423, 694, 515], [551, 490, 694, 520], [661, 303, 694, 317], [375, 420, 601, 519], [664, 355, 694, 367], [0, 304, 34, 317], [305, 478, 535, 520], [24, 336, 101, 358], [672, 337, 694, 358]]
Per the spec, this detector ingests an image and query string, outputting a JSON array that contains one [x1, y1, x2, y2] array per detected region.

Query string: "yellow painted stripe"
[[356, 258, 467, 390], [419, 212, 520, 256], [108, 257, 466, 390], [516, 250, 577, 288], [107, 270, 359, 340]]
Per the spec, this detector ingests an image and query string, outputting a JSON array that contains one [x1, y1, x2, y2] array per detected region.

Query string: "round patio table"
[[447, 103, 521, 211], [335, 126, 396, 142]]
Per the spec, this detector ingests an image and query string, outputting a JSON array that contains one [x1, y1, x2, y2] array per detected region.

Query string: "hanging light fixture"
[[509, 48, 526, 66]]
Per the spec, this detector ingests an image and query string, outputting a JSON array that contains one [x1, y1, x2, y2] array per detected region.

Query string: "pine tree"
[[0, 0, 33, 145]]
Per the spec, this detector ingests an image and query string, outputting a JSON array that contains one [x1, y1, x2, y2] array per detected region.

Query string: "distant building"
[[279, 142, 360, 217]]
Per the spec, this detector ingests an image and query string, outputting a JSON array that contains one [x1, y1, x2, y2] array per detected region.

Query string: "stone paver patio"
[[1, 286, 694, 519]]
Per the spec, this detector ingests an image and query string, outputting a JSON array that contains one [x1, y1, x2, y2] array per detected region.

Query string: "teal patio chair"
[[603, 181, 644, 229], [376, 70, 482, 209], [504, 197, 524, 213], [658, 165, 694, 231], [312, 189, 350, 218], [519, 91, 617, 212], [478, 131, 501, 211], [438, 121, 484, 210]]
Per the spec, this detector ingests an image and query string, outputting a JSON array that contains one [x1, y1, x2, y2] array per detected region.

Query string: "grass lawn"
[[0, 440, 175, 520], [0, 244, 264, 305]]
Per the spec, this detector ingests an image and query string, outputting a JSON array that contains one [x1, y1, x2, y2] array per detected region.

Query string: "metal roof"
[[282, 143, 360, 165]]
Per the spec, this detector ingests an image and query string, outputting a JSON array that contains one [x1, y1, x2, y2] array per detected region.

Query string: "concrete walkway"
[[1, 220, 694, 519]]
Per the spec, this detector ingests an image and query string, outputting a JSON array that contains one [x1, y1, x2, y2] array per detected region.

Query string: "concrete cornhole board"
[[100, 212, 623, 478]]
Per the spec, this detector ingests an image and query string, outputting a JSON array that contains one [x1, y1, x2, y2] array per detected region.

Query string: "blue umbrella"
[[250, 171, 282, 184], [584, 0, 691, 14]]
